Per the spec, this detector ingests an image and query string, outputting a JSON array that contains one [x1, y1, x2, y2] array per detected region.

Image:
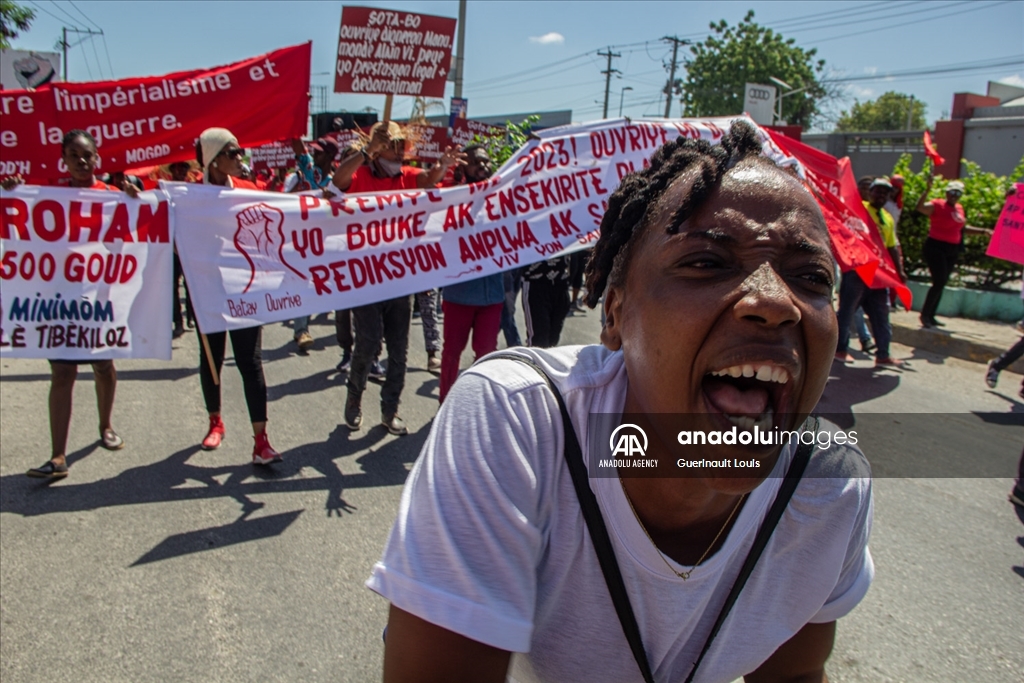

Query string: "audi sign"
[[743, 83, 777, 125]]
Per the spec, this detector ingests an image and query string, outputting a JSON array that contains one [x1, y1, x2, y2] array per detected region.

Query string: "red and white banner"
[[333, 6, 456, 98], [766, 130, 912, 307], [986, 184, 1024, 266], [0, 186, 174, 358], [0, 43, 311, 183], [171, 117, 809, 333]]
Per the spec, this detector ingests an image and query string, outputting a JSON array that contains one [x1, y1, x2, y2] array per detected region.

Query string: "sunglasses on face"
[[219, 147, 245, 160]]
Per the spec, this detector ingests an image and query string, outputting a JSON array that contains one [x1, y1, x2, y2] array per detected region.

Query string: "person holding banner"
[[1, 130, 130, 479], [369, 123, 872, 682], [193, 128, 281, 466], [438, 146, 505, 404], [915, 177, 991, 328]]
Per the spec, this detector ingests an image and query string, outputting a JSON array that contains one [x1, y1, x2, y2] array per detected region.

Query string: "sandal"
[[26, 460, 69, 479], [100, 428, 125, 451]]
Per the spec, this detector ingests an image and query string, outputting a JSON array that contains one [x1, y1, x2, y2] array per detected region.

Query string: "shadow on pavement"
[[0, 366, 199, 383], [0, 422, 430, 564], [815, 360, 902, 429]]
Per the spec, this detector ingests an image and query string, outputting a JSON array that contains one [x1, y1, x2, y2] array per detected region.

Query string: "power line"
[[45, 0, 84, 26], [780, 0, 973, 35], [810, 0, 1012, 44], [67, 0, 103, 31], [762, 0, 926, 31], [100, 34, 116, 78], [826, 55, 1024, 83]]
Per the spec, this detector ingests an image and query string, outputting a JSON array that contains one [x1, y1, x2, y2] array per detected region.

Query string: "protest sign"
[[172, 117, 808, 333], [451, 118, 506, 148], [333, 7, 456, 98], [0, 186, 173, 359], [985, 184, 1024, 266], [250, 141, 297, 172], [0, 43, 311, 183], [407, 125, 448, 163]]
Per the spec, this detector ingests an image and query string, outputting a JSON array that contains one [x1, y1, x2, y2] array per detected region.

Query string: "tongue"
[[703, 377, 770, 416]]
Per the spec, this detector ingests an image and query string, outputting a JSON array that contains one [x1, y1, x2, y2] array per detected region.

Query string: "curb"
[[891, 322, 1024, 374]]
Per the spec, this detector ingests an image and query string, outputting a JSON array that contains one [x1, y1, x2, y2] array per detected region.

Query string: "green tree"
[[835, 91, 927, 131], [681, 10, 827, 129], [1, 0, 35, 49]]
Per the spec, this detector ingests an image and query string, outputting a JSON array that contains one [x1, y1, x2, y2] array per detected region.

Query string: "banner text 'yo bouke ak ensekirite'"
[[0, 186, 173, 359], [171, 117, 906, 334], [0, 43, 311, 182]]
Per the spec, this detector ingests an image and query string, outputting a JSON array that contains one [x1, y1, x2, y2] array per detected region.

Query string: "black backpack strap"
[[485, 353, 815, 683], [682, 416, 817, 683]]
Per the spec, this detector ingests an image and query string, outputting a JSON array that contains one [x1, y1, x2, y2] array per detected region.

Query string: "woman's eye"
[[796, 271, 833, 289], [680, 256, 722, 269]]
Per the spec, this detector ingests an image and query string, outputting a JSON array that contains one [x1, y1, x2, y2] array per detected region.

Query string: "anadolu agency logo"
[[597, 424, 659, 469]]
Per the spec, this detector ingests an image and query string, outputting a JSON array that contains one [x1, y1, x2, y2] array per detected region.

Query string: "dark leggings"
[[199, 326, 267, 422], [921, 237, 960, 322], [172, 253, 194, 329]]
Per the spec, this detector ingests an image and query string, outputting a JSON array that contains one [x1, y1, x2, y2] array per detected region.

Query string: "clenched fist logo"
[[233, 203, 306, 293]]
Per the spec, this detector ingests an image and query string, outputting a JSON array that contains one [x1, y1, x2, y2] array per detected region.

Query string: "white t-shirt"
[[367, 345, 873, 683]]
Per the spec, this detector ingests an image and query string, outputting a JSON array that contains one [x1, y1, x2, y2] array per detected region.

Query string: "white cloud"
[[863, 66, 878, 75], [995, 74, 1024, 87], [529, 32, 565, 45], [851, 85, 875, 99]]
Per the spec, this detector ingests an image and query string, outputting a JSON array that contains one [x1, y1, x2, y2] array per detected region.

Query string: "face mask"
[[376, 158, 403, 177]]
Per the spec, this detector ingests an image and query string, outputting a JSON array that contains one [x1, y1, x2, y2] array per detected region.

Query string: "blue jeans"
[[852, 306, 872, 344], [501, 271, 522, 347], [293, 315, 310, 336], [836, 272, 891, 360]]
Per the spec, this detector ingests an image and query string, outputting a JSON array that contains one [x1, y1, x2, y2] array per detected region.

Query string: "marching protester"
[[193, 128, 281, 465], [501, 268, 524, 347], [835, 177, 905, 367], [915, 176, 992, 328], [437, 145, 505, 404], [522, 255, 572, 348], [369, 123, 873, 682], [331, 121, 465, 435], [168, 161, 196, 338], [288, 137, 340, 351], [2, 130, 134, 479]]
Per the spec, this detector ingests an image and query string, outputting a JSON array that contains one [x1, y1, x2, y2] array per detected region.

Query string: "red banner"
[[249, 141, 297, 172], [333, 6, 456, 98], [766, 130, 912, 308], [0, 43, 311, 182], [407, 124, 448, 163]]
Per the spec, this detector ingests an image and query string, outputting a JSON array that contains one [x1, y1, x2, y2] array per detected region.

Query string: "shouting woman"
[[368, 123, 873, 683]]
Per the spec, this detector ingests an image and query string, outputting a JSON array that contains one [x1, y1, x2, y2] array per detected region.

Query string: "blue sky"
[[8, 0, 1024, 130]]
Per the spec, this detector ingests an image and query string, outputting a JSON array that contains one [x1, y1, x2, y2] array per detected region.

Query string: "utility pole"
[[598, 48, 621, 119], [906, 94, 915, 130], [58, 26, 105, 81], [453, 0, 467, 98], [662, 36, 689, 118]]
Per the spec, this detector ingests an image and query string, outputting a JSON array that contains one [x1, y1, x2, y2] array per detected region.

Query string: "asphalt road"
[[1, 302, 1022, 682]]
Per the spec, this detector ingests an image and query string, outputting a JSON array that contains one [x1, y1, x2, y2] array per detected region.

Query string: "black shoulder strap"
[[486, 353, 815, 683]]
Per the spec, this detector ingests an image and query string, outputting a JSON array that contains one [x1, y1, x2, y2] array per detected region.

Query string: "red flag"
[[923, 130, 945, 167], [765, 129, 912, 309]]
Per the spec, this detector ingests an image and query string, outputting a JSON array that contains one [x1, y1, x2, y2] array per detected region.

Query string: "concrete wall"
[[961, 116, 1024, 178], [801, 132, 926, 178]]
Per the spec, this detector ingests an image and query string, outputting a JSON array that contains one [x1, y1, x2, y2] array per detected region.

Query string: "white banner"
[[0, 186, 174, 359], [170, 116, 796, 334]]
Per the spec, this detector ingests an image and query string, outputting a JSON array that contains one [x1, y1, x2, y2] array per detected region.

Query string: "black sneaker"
[[381, 413, 408, 436], [985, 361, 999, 389], [344, 394, 362, 431], [368, 360, 386, 382], [336, 351, 352, 374]]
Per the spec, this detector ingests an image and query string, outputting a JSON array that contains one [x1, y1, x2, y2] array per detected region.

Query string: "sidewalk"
[[889, 309, 1024, 373]]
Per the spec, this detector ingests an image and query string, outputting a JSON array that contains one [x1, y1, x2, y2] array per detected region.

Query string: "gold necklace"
[[619, 477, 747, 581]]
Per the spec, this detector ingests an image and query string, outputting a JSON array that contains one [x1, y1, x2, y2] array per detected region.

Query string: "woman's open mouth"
[[701, 362, 794, 431]]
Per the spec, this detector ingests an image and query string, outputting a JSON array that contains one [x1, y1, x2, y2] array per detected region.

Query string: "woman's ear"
[[601, 287, 623, 351]]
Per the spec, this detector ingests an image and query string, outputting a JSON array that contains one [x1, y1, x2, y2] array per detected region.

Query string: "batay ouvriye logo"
[[597, 423, 660, 469]]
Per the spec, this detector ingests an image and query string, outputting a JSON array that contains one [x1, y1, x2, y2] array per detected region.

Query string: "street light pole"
[[769, 76, 809, 125], [619, 86, 633, 116]]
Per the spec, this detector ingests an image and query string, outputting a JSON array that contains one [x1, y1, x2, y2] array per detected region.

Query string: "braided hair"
[[583, 121, 769, 308]]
